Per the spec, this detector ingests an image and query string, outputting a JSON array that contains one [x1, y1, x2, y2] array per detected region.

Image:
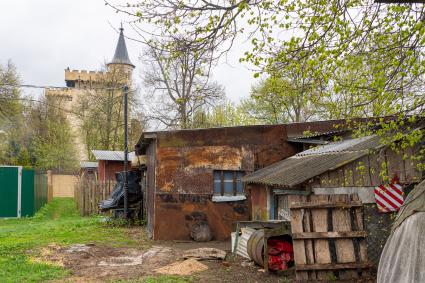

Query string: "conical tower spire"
[[108, 25, 135, 68]]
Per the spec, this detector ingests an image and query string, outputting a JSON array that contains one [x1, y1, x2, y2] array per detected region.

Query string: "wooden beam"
[[290, 201, 362, 209], [296, 262, 373, 271], [292, 231, 367, 239]]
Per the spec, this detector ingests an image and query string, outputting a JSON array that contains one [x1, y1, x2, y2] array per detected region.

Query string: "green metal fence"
[[0, 167, 19, 217], [0, 166, 48, 217], [34, 170, 48, 212]]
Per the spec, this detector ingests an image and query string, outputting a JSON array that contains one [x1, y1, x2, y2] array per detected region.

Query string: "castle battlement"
[[65, 69, 106, 82], [45, 87, 93, 98], [45, 87, 72, 97]]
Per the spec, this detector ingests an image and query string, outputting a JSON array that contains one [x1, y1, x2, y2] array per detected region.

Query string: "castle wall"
[[45, 88, 91, 161], [45, 64, 133, 163]]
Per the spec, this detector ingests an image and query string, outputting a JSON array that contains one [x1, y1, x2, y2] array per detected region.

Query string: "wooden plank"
[[310, 195, 332, 280], [338, 168, 345, 186], [328, 170, 340, 187], [237, 220, 288, 230], [84, 181, 88, 216], [367, 153, 380, 186], [342, 164, 352, 186], [319, 171, 329, 187], [290, 201, 362, 209], [288, 195, 309, 281], [303, 208, 316, 280], [386, 147, 403, 183], [352, 156, 369, 186], [331, 194, 357, 279], [352, 194, 369, 264], [292, 231, 367, 239], [96, 183, 100, 214], [90, 182, 94, 214], [296, 262, 373, 271]]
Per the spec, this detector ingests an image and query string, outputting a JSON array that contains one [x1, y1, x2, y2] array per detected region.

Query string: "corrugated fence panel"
[[34, 171, 48, 212], [0, 167, 19, 217], [0, 167, 48, 217], [21, 169, 35, 217]]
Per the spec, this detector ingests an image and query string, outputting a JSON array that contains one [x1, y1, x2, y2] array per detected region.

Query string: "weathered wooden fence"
[[289, 194, 372, 281], [74, 178, 116, 216]]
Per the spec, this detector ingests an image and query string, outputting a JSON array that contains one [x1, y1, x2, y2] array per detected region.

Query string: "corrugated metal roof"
[[297, 135, 380, 156], [91, 150, 135, 161], [286, 128, 348, 139], [80, 161, 98, 168], [242, 135, 382, 187]]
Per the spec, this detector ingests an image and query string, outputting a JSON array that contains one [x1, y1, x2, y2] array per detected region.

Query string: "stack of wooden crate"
[[289, 194, 373, 281]]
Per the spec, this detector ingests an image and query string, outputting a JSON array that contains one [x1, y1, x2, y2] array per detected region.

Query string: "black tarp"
[[99, 170, 142, 211]]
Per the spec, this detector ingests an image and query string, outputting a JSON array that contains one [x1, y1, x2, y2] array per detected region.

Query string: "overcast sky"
[[0, 0, 253, 102]]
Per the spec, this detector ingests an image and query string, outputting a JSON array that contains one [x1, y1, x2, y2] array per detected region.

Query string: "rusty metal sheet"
[[153, 193, 250, 240], [155, 145, 257, 194], [146, 142, 156, 237], [155, 124, 287, 148]]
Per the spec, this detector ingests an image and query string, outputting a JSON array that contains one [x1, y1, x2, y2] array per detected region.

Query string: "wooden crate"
[[289, 194, 373, 281]]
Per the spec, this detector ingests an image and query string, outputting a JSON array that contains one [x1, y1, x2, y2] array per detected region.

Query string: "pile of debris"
[[155, 247, 227, 276]]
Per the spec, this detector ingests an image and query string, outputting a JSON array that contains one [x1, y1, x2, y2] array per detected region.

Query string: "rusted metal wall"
[[146, 141, 156, 238], [136, 122, 346, 240], [152, 125, 299, 240], [153, 193, 249, 240]]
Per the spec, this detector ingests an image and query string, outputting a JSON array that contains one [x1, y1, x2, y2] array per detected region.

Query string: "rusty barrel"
[[247, 229, 264, 266]]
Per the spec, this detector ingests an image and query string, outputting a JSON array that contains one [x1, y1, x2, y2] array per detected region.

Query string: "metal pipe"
[[123, 85, 129, 219]]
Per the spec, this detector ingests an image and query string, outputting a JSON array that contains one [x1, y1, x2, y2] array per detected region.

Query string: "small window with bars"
[[213, 170, 245, 199]]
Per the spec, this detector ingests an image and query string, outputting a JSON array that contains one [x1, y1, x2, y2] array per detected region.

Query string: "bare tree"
[[142, 38, 225, 129]]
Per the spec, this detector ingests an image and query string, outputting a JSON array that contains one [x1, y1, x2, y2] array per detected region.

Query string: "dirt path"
[[40, 240, 294, 282]]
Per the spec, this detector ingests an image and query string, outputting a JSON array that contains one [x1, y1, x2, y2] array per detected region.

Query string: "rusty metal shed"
[[134, 120, 357, 241]]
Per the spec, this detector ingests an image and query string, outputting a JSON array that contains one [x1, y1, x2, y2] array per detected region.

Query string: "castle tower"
[[107, 26, 135, 84], [45, 26, 135, 163]]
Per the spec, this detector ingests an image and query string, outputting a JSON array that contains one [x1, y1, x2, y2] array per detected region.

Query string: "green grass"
[[0, 198, 147, 283]]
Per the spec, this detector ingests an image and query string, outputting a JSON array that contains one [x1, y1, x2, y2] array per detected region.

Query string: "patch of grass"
[[0, 198, 149, 283], [0, 254, 65, 283]]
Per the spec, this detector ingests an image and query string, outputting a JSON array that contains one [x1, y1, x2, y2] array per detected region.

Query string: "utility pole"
[[123, 85, 129, 220]]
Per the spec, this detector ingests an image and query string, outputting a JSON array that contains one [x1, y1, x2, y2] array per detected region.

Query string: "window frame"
[[213, 170, 245, 202]]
